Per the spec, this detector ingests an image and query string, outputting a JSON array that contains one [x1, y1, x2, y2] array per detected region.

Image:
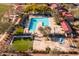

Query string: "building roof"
[[61, 20, 72, 33]]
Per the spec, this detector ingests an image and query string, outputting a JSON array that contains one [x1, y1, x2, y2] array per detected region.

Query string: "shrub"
[[46, 47, 51, 53], [14, 26, 24, 34], [32, 50, 48, 54]]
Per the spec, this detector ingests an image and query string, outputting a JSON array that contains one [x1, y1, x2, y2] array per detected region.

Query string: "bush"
[[32, 50, 48, 54], [14, 26, 24, 34], [24, 4, 52, 14], [46, 47, 51, 53], [50, 48, 67, 54], [68, 51, 78, 54]]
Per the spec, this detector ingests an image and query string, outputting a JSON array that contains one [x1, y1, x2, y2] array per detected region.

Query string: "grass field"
[[12, 39, 33, 52]]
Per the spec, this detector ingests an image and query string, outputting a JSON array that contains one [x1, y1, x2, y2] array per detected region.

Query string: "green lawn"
[[12, 39, 33, 52]]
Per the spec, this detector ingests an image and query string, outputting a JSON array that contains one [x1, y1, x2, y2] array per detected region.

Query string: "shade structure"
[[61, 20, 72, 33]]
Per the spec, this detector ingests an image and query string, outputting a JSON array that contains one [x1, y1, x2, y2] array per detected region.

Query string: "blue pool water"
[[28, 18, 49, 32]]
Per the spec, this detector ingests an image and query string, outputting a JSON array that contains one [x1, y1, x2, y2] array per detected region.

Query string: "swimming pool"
[[28, 18, 49, 32]]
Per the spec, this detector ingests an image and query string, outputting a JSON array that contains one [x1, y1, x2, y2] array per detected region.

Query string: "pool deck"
[[28, 15, 65, 34], [33, 39, 71, 52], [28, 16, 68, 52]]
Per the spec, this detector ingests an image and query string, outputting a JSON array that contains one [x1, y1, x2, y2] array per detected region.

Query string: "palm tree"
[[52, 8, 61, 25], [38, 26, 51, 41]]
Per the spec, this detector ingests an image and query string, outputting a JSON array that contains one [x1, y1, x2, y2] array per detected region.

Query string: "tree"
[[52, 8, 61, 25], [60, 3, 76, 10], [24, 4, 52, 14], [38, 26, 51, 41]]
